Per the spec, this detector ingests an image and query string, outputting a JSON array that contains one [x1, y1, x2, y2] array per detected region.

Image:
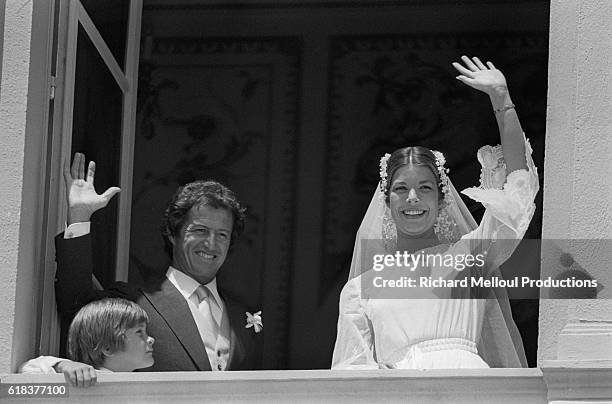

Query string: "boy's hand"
[[63, 152, 120, 225], [54, 360, 98, 388]]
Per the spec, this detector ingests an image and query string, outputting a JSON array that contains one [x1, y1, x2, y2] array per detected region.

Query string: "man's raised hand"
[[63, 152, 120, 225]]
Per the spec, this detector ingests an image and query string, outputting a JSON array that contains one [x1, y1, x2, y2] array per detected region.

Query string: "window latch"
[[49, 76, 57, 100]]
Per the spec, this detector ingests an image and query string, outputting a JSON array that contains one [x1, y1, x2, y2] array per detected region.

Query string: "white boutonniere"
[[245, 311, 263, 333]]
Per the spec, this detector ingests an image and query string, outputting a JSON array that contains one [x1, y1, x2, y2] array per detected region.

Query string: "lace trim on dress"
[[477, 144, 507, 190], [460, 134, 538, 235]]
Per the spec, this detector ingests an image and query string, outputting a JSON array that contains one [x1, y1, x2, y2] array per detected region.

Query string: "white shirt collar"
[[166, 266, 222, 306]]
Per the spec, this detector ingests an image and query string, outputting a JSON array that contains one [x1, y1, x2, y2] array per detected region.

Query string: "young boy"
[[20, 298, 155, 387]]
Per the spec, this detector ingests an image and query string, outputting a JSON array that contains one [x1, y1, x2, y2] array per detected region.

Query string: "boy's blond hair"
[[67, 298, 148, 368]]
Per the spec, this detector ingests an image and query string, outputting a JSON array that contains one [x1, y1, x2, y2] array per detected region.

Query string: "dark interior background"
[[70, 0, 549, 369]]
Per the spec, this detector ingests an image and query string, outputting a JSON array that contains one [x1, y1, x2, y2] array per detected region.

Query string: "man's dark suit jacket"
[[55, 234, 262, 371]]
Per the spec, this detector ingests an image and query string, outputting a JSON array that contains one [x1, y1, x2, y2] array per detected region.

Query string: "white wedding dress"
[[332, 136, 539, 369]]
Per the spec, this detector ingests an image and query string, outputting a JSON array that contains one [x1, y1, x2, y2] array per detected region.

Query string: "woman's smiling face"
[[388, 164, 439, 238]]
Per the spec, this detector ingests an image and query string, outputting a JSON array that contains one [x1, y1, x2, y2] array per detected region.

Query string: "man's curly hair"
[[161, 180, 246, 259]]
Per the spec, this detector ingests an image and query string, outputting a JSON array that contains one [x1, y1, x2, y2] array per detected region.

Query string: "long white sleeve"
[[331, 278, 378, 369]]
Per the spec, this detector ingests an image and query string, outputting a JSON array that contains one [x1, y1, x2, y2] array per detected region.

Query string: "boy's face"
[[111, 322, 155, 371]]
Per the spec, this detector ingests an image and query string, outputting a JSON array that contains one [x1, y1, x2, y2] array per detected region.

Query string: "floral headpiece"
[[378, 149, 451, 203], [379, 153, 391, 194], [431, 150, 451, 204]]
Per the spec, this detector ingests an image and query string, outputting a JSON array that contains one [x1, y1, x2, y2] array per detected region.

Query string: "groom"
[[55, 153, 262, 371]]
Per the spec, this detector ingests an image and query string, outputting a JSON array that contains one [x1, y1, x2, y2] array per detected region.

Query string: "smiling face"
[[170, 204, 233, 285], [104, 322, 155, 372], [388, 164, 440, 238]]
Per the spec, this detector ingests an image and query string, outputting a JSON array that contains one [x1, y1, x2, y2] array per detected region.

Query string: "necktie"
[[194, 285, 219, 328]]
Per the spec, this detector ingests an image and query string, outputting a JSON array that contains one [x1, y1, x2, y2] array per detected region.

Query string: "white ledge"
[[541, 360, 612, 402], [1, 369, 546, 403]]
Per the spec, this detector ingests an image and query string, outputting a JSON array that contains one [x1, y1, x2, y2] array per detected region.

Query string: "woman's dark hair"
[[384, 146, 443, 203], [161, 180, 247, 258]]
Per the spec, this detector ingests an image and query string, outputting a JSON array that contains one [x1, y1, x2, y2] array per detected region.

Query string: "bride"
[[331, 56, 539, 369]]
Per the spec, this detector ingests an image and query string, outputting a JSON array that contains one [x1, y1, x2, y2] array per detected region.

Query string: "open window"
[[39, 0, 142, 355], [37, 0, 547, 368]]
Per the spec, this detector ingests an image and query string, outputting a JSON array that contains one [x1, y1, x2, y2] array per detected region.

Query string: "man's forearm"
[[54, 233, 97, 315]]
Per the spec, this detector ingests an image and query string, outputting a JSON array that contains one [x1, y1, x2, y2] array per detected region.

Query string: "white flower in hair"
[[379, 153, 391, 194], [431, 150, 451, 204], [432, 150, 445, 167]]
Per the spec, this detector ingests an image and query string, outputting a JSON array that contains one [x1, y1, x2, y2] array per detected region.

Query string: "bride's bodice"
[[366, 297, 485, 361], [342, 272, 489, 369]]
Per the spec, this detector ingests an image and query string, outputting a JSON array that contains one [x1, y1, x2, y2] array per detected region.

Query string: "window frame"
[[38, 0, 142, 355]]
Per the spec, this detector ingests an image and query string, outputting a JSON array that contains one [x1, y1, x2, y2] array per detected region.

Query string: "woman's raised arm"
[[452, 55, 527, 173]]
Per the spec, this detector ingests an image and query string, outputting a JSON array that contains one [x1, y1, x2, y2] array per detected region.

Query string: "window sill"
[[3, 365, 612, 403], [2, 368, 548, 403]]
